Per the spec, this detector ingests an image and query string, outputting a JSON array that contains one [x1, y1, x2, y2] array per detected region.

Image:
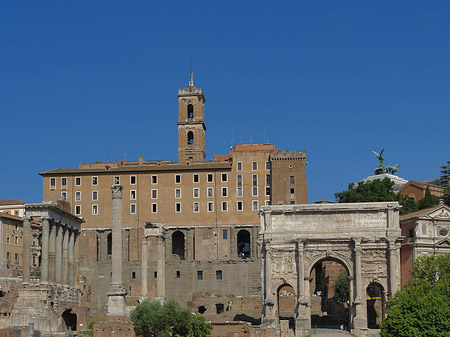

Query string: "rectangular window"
[[193, 202, 199, 213], [237, 187, 243, 197], [290, 188, 295, 194], [252, 174, 257, 186], [152, 203, 157, 213], [290, 201, 295, 205], [176, 271, 181, 278], [193, 188, 200, 198], [151, 175, 158, 184], [221, 173, 228, 182], [266, 174, 270, 185], [175, 174, 181, 184], [75, 177, 81, 186], [237, 162, 242, 171], [265, 200, 270, 206], [175, 202, 181, 213], [50, 178, 56, 189], [252, 186, 258, 196], [92, 176, 98, 185], [237, 175, 242, 186], [207, 173, 213, 182], [75, 205, 81, 215], [61, 177, 67, 187], [61, 192, 67, 200], [151, 189, 158, 199], [6, 235, 10, 244], [290, 176, 295, 185], [207, 187, 214, 198], [130, 176, 136, 185], [207, 202, 214, 212], [216, 270, 223, 280], [252, 200, 259, 211], [222, 187, 228, 197], [197, 271, 203, 280], [92, 205, 98, 215], [266, 161, 271, 170], [130, 203, 136, 214], [6, 252, 10, 263], [252, 161, 257, 170], [114, 176, 120, 185], [130, 190, 137, 200], [14, 253, 18, 264], [193, 174, 199, 183], [14, 236, 18, 245], [222, 201, 228, 212], [266, 187, 271, 196], [222, 229, 228, 240], [75, 191, 81, 201], [175, 188, 181, 199], [92, 191, 98, 201], [237, 201, 243, 211]]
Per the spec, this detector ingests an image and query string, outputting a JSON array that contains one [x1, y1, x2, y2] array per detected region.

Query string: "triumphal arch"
[[259, 202, 402, 337]]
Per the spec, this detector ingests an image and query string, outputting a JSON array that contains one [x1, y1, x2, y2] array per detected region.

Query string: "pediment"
[[436, 239, 450, 247], [420, 203, 450, 220]]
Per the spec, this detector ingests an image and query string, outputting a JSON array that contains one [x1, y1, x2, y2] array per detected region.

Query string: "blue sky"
[[1, 1, 449, 203]]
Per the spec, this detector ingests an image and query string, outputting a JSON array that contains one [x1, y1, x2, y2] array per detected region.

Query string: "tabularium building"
[[40, 77, 308, 322]]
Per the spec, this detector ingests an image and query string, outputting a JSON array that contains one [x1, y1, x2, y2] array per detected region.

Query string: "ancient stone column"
[[262, 240, 276, 327], [41, 216, 50, 282], [22, 216, 32, 282], [388, 239, 400, 296], [352, 237, 366, 329], [107, 185, 127, 316], [156, 235, 166, 300], [295, 239, 309, 335], [49, 222, 56, 282], [68, 230, 75, 287], [55, 224, 63, 283], [62, 227, 69, 284], [141, 235, 148, 298]]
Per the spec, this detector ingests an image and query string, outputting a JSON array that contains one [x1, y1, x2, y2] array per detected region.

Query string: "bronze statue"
[[372, 149, 399, 175]]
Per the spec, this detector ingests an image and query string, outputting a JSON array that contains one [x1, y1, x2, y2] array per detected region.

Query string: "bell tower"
[[177, 73, 206, 163]]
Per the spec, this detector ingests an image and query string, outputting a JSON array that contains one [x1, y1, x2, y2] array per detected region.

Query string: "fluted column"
[[68, 230, 75, 287], [62, 227, 69, 284], [107, 184, 127, 316], [352, 237, 366, 329], [262, 240, 276, 327], [41, 217, 50, 282], [156, 235, 165, 299], [49, 222, 56, 282], [141, 236, 148, 297], [295, 238, 309, 335], [388, 239, 400, 296], [23, 216, 32, 282], [55, 224, 63, 283]]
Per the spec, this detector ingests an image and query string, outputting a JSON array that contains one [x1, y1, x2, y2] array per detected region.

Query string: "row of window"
[[74, 200, 266, 216], [50, 163, 273, 190], [5, 252, 19, 264], [5, 234, 19, 245]]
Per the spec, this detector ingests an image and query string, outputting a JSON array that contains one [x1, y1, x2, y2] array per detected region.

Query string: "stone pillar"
[[22, 216, 32, 282], [55, 224, 63, 283], [262, 240, 276, 327], [107, 185, 127, 316], [295, 239, 309, 335], [141, 236, 148, 298], [388, 239, 400, 296], [49, 222, 56, 282], [352, 237, 366, 329], [62, 227, 69, 284], [41, 217, 50, 282], [186, 229, 194, 261], [68, 230, 75, 287], [156, 235, 166, 300], [230, 228, 237, 259], [74, 232, 80, 288]]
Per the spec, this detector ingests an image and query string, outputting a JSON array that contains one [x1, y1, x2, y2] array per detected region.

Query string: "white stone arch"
[[306, 252, 354, 280]]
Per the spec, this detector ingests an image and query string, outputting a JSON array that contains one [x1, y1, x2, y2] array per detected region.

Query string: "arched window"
[[62, 309, 77, 331], [172, 231, 185, 260], [187, 131, 194, 148], [187, 104, 194, 119], [237, 230, 251, 259]]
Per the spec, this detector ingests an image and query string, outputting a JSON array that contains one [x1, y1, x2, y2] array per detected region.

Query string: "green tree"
[[131, 300, 212, 337], [397, 194, 418, 215], [380, 254, 450, 337], [335, 178, 397, 203], [416, 187, 440, 210], [333, 270, 349, 303], [443, 185, 450, 207]]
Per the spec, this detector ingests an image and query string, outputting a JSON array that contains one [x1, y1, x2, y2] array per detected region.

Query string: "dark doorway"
[[367, 283, 384, 329], [172, 231, 185, 260], [62, 309, 77, 331], [237, 230, 251, 259]]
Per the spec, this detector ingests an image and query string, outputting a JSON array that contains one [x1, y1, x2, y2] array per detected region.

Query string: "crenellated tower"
[[177, 74, 206, 163]]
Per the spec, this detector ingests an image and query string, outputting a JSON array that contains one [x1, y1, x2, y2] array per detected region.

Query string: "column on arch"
[[352, 237, 367, 329]]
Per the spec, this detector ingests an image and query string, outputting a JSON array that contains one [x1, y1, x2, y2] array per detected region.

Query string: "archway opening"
[[172, 231, 185, 260], [277, 284, 296, 329], [62, 309, 77, 331], [310, 258, 350, 330], [237, 230, 251, 259], [367, 283, 385, 329], [187, 131, 194, 148], [187, 104, 194, 119]]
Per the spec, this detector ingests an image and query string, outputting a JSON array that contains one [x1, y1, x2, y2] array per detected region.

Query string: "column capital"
[[23, 216, 32, 223], [111, 184, 123, 199]]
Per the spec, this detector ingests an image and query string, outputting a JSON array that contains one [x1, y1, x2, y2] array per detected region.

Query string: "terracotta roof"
[[40, 161, 232, 176], [400, 207, 435, 221], [0, 199, 26, 206], [0, 212, 23, 221]]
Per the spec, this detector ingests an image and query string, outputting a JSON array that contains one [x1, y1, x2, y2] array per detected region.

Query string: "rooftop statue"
[[372, 149, 399, 175]]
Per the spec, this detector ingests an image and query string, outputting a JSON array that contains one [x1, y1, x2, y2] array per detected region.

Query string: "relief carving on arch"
[[271, 250, 297, 281], [360, 249, 388, 277]]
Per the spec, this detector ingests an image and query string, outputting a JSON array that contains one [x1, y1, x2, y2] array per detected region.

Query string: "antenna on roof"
[[230, 131, 234, 150]]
